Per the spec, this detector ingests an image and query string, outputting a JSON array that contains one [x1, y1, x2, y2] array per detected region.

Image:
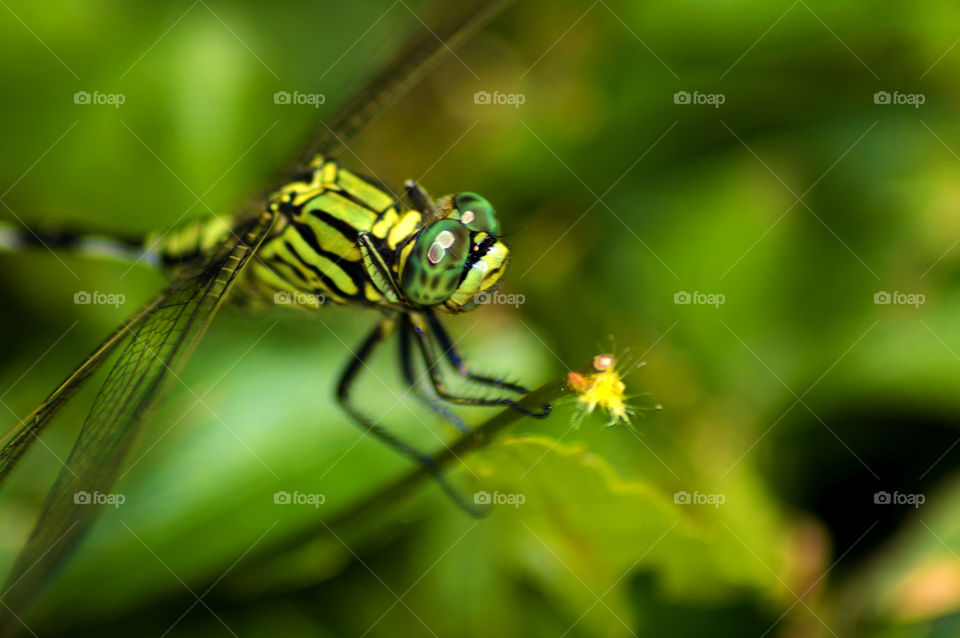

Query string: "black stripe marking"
[[308, 210, 360, 242], [332, 177, 392, 214], [267, 255, 312, 289], [284, 240, 363, 299], [291, 221, 355, 269], [460, 233, 497, 285], [291, 221, 368, 288]]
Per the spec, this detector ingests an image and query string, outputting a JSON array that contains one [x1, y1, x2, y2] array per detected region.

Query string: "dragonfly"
[[0, 0, 549, 625]]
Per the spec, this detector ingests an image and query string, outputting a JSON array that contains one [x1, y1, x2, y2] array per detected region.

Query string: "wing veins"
[[0, 212, 275, 624]]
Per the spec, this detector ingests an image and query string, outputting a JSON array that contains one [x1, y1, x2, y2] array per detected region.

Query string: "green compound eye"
[[401, 220, 470, 305], [451, 192, 500, 235]]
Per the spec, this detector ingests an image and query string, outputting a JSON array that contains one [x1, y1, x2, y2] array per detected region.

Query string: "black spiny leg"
[[404, 180, 440, 219], [410, 314, 551, 418], [427, 313, 532, 396], [398, 314, 470, 433], [336, 315, 484, 514]]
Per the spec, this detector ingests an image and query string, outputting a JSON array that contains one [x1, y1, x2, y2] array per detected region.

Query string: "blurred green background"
[[1, 0, 959, 635]]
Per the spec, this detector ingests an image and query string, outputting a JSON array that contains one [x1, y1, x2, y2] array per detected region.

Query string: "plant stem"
[[273, 374, 572, 552]]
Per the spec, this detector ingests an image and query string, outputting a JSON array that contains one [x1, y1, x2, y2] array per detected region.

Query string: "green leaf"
[[423, 435, 797, 635]]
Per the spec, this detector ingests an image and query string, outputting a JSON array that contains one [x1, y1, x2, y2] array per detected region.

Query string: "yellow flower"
[[567, 354, 635, 427]]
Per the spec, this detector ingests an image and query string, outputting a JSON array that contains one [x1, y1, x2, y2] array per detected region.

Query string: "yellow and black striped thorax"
[[151, 157, 510, 313], [250, 158, 420, 309]]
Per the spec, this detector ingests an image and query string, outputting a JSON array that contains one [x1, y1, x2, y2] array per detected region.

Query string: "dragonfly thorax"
[[240, 159, 511, 314]]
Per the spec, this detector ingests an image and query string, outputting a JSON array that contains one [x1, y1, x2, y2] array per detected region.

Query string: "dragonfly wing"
[[0, 298, 162, 487], [291, 0, 512, 171], [0, 211, 276, 624]]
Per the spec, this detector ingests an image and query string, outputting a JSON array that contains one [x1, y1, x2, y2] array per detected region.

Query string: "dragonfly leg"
[[426, 313, 531, 395], [398, 314, 470, 433], [410, 315, 551, 419], [404, 180, 441, 219], [336, 315, 486, 515]]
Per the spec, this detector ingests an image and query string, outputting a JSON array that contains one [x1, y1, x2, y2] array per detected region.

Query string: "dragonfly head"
[[399, 192, 508, 313]]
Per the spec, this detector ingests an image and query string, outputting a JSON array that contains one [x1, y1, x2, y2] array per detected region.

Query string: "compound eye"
[[401, 220, 470, 306], [452, 192, 500, 235]]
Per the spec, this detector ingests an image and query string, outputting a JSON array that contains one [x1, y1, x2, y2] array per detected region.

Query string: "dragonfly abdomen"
[[0, 222, 152, 264], [146, 216, 233, 269]]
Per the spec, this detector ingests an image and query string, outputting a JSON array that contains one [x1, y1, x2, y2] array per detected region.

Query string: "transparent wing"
[[0, 302, 156, 486], [288, 0, 511, 172], [0, 211, 276, 624]]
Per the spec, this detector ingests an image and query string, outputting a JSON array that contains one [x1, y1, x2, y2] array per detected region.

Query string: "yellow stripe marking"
[[304, 192, 377, 231], [397, 241, 415, 277], [322, 160, 337, 184], [337, 169, 394, 212], [300, 215, 362, 261], [388, 211, 421, 250], [268, 249, 314, 289], [371, 207, 399, 239], [364, 282, 382, 302], [283, 229, 359, 296]]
